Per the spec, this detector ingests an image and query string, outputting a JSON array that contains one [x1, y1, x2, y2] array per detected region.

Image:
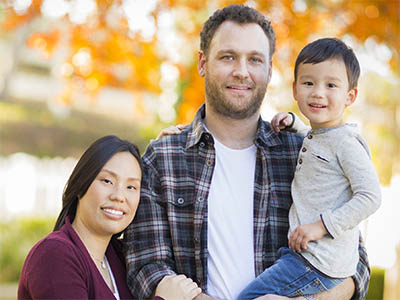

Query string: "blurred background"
[[0, 0, 399, 299]]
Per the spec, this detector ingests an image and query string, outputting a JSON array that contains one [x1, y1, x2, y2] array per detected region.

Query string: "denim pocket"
[[294, 278, 328, 296]]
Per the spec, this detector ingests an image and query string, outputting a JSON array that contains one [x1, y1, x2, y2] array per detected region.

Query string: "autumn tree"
[[1, 0, 399, 183]]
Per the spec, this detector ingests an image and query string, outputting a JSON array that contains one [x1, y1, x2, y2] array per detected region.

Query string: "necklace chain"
[[89, 252, 107, 270]]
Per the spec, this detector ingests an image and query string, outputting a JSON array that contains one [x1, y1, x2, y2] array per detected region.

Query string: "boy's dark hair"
[[200, 5, 276, 59], [294, 38, 360, 90]]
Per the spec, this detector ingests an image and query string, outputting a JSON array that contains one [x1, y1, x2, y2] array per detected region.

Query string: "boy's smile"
[[293, 58, 357, 129]]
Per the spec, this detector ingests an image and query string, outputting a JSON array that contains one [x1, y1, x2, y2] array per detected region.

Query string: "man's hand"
[[154, 274, 202, 300], [194, 293, 220, 300], [289, 220, 327, 252], [254, 295, 291, 300], [271, 112, 293, 133]]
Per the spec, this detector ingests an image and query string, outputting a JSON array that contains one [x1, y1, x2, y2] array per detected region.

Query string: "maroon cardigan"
[[18, 217, 133, 299]]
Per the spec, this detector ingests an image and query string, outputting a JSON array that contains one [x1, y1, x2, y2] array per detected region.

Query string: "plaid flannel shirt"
[[124, 105, 370, 299]]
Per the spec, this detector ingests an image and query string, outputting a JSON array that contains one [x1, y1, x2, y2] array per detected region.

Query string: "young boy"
[[238, 38, 381, 299]]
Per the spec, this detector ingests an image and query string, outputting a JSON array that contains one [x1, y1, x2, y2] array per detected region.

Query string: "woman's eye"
[[328, 83, 336, 88], [127, 185, 137, 190], [303, 81, 313, 86], [102, 178, 112, 184]]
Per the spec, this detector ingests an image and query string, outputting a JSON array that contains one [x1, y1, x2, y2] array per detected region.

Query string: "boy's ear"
[[198, 51, 206, 77], [292, 81, 298, 101], [345, 88, 358, 107]]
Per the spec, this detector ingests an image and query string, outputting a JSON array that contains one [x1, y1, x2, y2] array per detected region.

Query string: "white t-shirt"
[[207, 137, 257, 300]]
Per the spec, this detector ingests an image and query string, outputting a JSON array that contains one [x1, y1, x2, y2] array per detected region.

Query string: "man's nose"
[[232, 59, 249, 79]]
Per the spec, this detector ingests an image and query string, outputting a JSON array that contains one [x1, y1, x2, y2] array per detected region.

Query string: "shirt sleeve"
[[320, 134, 381, 238], [19, 239, 89, 299], [351, 234, 371, 300], [287, 112, 311, 136], [124, 144, 176, 299]]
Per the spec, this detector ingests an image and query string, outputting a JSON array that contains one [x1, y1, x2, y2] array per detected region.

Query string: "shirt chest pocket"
[[306, 151, 337, 176], [166, 189, 197, 212], [311, 152, 331, 164]]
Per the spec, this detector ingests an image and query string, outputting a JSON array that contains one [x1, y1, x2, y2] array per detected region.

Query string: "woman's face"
[[74, 151, 141, 238]]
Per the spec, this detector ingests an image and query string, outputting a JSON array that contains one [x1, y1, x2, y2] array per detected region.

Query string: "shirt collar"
[[186, 104, 282, 149], [254, 117, 283, 148], [186, 104, 209, 150]]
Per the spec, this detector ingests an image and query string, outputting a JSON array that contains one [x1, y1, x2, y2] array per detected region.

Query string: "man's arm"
[[195, 293, 219, 300], [312, 277, 355, 300], [124, 145, 176, 298], [253, 277, 354, 300], [254, 234, 370, 300]]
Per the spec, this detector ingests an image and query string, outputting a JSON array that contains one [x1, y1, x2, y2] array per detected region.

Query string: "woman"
[[18, 135, 201, 300]]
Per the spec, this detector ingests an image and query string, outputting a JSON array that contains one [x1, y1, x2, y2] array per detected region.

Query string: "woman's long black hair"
[[53, 135, 142, 231]]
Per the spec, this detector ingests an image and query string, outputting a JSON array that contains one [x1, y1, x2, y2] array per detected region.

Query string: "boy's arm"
[[312, 135, 374, 300], [321, 136, 381, 239]]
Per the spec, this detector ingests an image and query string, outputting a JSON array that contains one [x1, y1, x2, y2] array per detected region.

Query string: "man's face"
[[199, 21, 272, 120]]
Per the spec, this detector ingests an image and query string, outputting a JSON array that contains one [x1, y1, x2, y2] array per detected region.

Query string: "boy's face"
[[293, 58, 357, 129]]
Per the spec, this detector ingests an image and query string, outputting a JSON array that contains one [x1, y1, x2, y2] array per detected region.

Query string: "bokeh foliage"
[[1, 0, 399, 184], [0, 217, 55, 282]]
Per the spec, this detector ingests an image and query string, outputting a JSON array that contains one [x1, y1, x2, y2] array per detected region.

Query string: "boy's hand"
[[289, 220, 327, 252], [271, 112, 293, 133]]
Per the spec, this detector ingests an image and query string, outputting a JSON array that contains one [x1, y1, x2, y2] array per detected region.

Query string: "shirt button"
[[197, 196, 204, 202], [299, 158, 303, 164], [200, 142, 205, 148], [204, 134, 210, 140], [302, 147, 307, 152], [308, 135, 313, 139], [177, 198, 184, 205], [206, 160, 212, 166]]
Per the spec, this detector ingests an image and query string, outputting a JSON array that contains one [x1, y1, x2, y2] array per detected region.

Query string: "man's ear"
[[198, 51, 206, 77], [292, 81, 298, 102], [265, 60, 272, 85], [345, 88, 358, 107]]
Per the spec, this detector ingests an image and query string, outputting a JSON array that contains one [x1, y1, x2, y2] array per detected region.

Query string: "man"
[[124, 5, 370, 300]]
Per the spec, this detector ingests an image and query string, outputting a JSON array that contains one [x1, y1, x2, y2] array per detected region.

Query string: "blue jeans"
[[238, 247, 344, 299]]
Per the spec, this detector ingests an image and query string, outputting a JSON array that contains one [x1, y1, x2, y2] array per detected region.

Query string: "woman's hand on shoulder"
[[155, 274, 202, 300], [151, 124, 186, 142]]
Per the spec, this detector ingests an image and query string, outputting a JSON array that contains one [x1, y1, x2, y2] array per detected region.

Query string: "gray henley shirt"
[[289, 124, 381, 278]]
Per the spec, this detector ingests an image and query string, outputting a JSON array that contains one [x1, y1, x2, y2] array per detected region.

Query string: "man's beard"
[[205, 75, 266, 120]]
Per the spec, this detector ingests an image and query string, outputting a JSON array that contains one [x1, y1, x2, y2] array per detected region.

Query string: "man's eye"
[[127, 185, 138, 191], [221, 55, 233, 60], [303, 81, 313, 86], [328, 83, 336, 88], [250, 57, 262, 63]]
